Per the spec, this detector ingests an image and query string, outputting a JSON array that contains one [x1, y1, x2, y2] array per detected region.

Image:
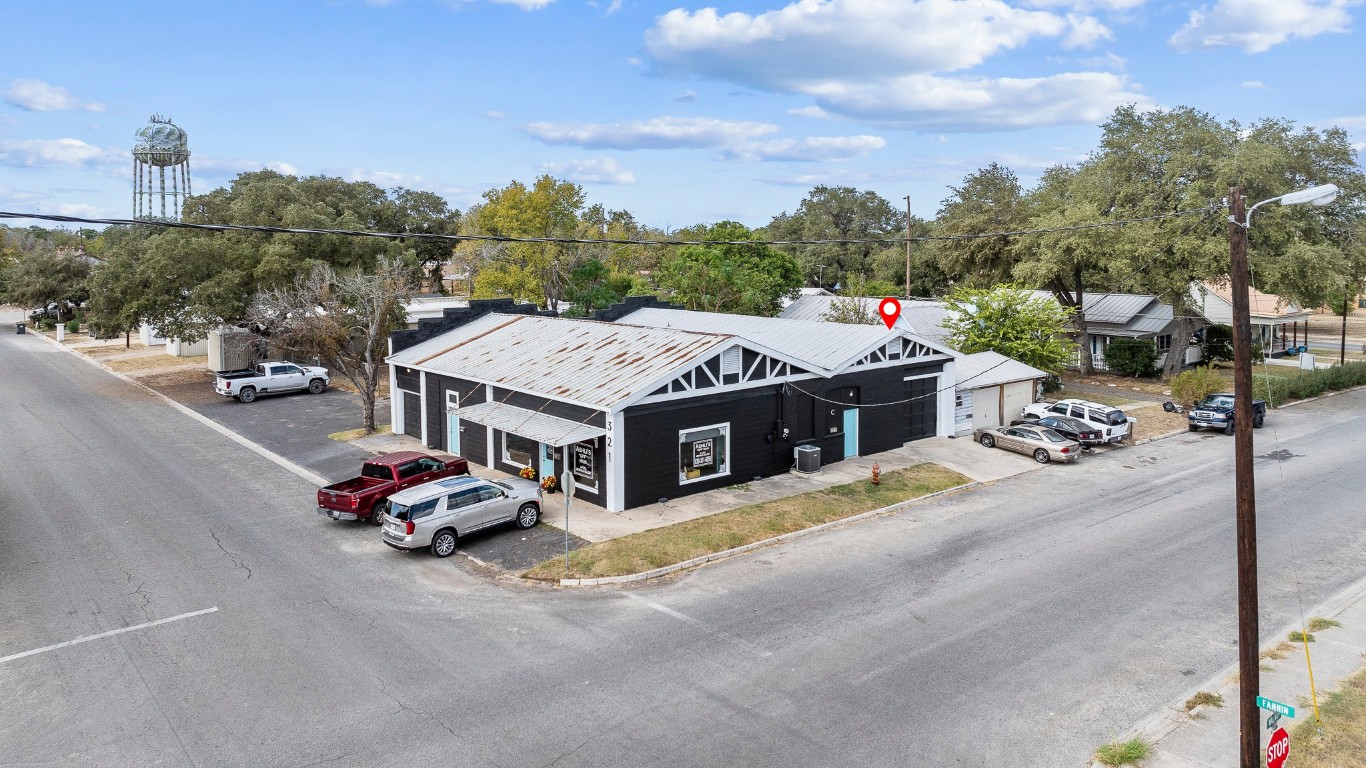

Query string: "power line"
[[0, 204, 1219, 248]]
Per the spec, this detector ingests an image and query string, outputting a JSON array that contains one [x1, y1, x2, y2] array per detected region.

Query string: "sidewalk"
[[350, 428, 1046, 543], [1114, 574, 1366, 767]]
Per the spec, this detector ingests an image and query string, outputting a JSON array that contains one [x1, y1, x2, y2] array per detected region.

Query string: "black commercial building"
[[387, 299, 958, 512]]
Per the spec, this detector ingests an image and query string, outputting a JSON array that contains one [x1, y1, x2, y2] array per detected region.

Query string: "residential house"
[[1189, 282, 1312, 355], [1029, 291, 1206, 373]]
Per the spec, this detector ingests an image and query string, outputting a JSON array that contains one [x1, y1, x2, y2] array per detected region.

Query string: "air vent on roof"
[[721, 347, 742, 375]]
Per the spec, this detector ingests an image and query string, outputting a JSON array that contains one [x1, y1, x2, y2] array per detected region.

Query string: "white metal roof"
[[454, 401, 606, 447], [778, 295, 957, 346], [955, 351, 1046, 390], [387, 314, 734, 409], [618, 306, 952, 374]]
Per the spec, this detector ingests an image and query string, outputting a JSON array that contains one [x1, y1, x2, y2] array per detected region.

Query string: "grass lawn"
[[103, 354, 208, 373], [522, 463, 970, 581], [1290, 663, 1366, 768], [329, 425, 392, 441]]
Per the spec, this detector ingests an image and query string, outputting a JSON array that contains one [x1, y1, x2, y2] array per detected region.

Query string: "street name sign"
[[1256, 696, 1295, 718], [1266, 726, 1290, 768]]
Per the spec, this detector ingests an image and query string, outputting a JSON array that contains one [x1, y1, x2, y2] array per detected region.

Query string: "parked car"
[[318, 452, 469, 524], [1021, 398, 1134, 443], [1010, 415, 1104, 447], [1187, 393, 1267, 434], [381, 475, 543, 557], [214, 361, 330, 403], [975, 424, 1081, 464]]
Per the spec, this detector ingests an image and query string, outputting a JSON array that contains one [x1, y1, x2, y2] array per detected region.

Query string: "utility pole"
[[1228, 186, 1260, 768], [904, 195, 913, 299]]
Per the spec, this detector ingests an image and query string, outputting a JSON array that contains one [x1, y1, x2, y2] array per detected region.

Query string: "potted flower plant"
[[519, 466, 536, 481], [541, 475, 557, 493]]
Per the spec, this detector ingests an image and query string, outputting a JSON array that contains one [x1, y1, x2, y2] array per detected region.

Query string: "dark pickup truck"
[[1187, 393, 1267, 434], [317, 451, 469, 524]]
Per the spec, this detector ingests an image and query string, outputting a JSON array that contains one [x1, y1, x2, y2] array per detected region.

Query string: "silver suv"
[[1020, 398, 1134, 443], [381, 475, 542, 557]]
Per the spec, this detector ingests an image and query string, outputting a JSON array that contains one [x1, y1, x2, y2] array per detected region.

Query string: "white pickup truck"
[[214, 361, 330, 403]]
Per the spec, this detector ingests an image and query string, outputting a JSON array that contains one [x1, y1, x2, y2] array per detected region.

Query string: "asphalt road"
[[4, 329, 1366, 767]]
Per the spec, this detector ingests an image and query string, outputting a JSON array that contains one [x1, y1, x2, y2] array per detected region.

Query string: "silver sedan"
[[974, 424, 1081, 464]]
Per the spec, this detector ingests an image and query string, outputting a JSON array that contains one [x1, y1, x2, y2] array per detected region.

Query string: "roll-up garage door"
[[905, 377, 937, 441]]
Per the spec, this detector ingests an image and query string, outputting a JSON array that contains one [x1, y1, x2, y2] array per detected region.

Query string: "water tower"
[[132, 114, 191, 221]]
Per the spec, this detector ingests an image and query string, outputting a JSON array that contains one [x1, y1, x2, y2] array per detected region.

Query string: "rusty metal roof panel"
[[388, 314, 733, 409]]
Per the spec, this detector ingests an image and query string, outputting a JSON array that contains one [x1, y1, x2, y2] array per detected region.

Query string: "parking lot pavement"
[[142, 369, 384, 483]]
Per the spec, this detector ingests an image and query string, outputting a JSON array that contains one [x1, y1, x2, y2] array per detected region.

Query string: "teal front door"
[[843, 408, 858, 458], [539, 444, 555, 485]]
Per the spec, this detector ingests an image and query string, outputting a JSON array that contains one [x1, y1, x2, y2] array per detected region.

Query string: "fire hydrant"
[[871, 462, 881, 485]]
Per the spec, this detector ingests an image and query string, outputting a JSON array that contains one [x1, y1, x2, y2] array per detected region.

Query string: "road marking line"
[[0, 607, 219, 665], [623, 593, 771, 657]]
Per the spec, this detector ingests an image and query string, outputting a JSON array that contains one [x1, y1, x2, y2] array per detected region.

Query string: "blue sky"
[[2, 0, 1363, 232]]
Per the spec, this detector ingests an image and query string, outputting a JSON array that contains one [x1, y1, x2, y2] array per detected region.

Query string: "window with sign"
[[679, 423, 729, 484], [570, 440, 598, 493]]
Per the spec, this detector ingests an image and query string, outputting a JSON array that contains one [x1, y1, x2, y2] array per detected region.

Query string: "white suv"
[[381, 475, 542, 557], [1021, 398, 1134, 444]]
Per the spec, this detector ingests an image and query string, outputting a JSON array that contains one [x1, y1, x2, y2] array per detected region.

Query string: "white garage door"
[[1002, 381, 1035, 424], [971, 387, 999, 430]]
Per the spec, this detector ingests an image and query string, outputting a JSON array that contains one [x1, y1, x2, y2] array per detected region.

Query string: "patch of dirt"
[[1125, 402, 1190, 440], [1061, 371, 1173, 398]]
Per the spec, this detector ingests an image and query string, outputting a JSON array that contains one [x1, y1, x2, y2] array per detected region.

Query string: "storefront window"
[[679, 423, 729, 484], [502, 433, 537, 468]]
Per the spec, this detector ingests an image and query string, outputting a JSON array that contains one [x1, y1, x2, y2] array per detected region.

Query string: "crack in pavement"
[[207, 526, 253, 580]]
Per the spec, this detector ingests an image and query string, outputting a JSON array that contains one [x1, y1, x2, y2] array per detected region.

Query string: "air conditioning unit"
[[794, 445, 821, 474]]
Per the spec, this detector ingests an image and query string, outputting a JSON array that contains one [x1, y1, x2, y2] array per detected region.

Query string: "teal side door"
[[843, 408, 858, 458], [445, 392, 460, 454]]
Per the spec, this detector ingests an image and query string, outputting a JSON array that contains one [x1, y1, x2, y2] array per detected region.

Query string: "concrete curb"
[[26, 331, 329, 487], [556, 481, 979, 586]]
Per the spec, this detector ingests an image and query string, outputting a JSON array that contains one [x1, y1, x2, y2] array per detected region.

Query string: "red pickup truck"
[[317, 451, 469, 524]]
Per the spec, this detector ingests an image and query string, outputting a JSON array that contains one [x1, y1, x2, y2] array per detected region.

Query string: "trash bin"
[[15, 322, 25, 334]]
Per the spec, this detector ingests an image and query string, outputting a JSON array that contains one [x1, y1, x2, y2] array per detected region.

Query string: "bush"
[[64, 319, 80, 334], [1252, 361, 1366, 406], [1170, 366, 1225, 406], [1104, 337, 1160, 377], [37, 316, 56, 331]]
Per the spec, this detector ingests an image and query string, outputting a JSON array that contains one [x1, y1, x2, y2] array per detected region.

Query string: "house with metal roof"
[[1189, 282, 1312, 356], [778, 295, 955, 347], [1028, 291, 1205, 372], [387, 298, 959, 512]]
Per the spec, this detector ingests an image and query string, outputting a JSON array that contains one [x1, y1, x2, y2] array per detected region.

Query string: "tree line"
[[3, 103, 1364, 380]]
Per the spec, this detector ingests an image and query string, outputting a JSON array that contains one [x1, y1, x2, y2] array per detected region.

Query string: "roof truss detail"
[[852, 336, 940, 368], [650, 346, 807, 398]]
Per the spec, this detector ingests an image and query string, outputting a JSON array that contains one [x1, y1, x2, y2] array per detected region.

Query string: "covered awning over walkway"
[[454, 401, 607, 447]]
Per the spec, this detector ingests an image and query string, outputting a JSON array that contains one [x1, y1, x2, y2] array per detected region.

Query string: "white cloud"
[[1079, 52, 1127, 69], [524, 116, 780, 149], [1023, 0, 1146, 10], [643, 0, 1143, 131], [490, 0, 555, 9], [723, 135, 886, 162], [645, 0, 1070, 86], [486, 110, 506, 119], [788, 106, 830, 118], [0, 138, 123, 167], [673, 89, 698, 103], [4, 79, 106, 112], [540, 157, 636, 184], [53, 202, 103, 218], [1170, 0, 1359, 53], [806, 71, 1150, 131], [1330, 115, 1366, 130], [1063, 13, 1112, 47], [524, 115, 885, 162], [1241, 80, 1269, 90], [193, 157, 299, 177]]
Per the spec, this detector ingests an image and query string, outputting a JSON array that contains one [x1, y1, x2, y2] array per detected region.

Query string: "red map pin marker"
[[878, 297, 901, 330]]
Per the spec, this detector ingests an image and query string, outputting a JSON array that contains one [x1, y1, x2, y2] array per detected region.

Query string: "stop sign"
[[1266, 726, 1290, 768]]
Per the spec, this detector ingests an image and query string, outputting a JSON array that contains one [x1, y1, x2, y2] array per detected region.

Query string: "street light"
[[1227, 182, 1339, 768], [817, 264, 827, 289]]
